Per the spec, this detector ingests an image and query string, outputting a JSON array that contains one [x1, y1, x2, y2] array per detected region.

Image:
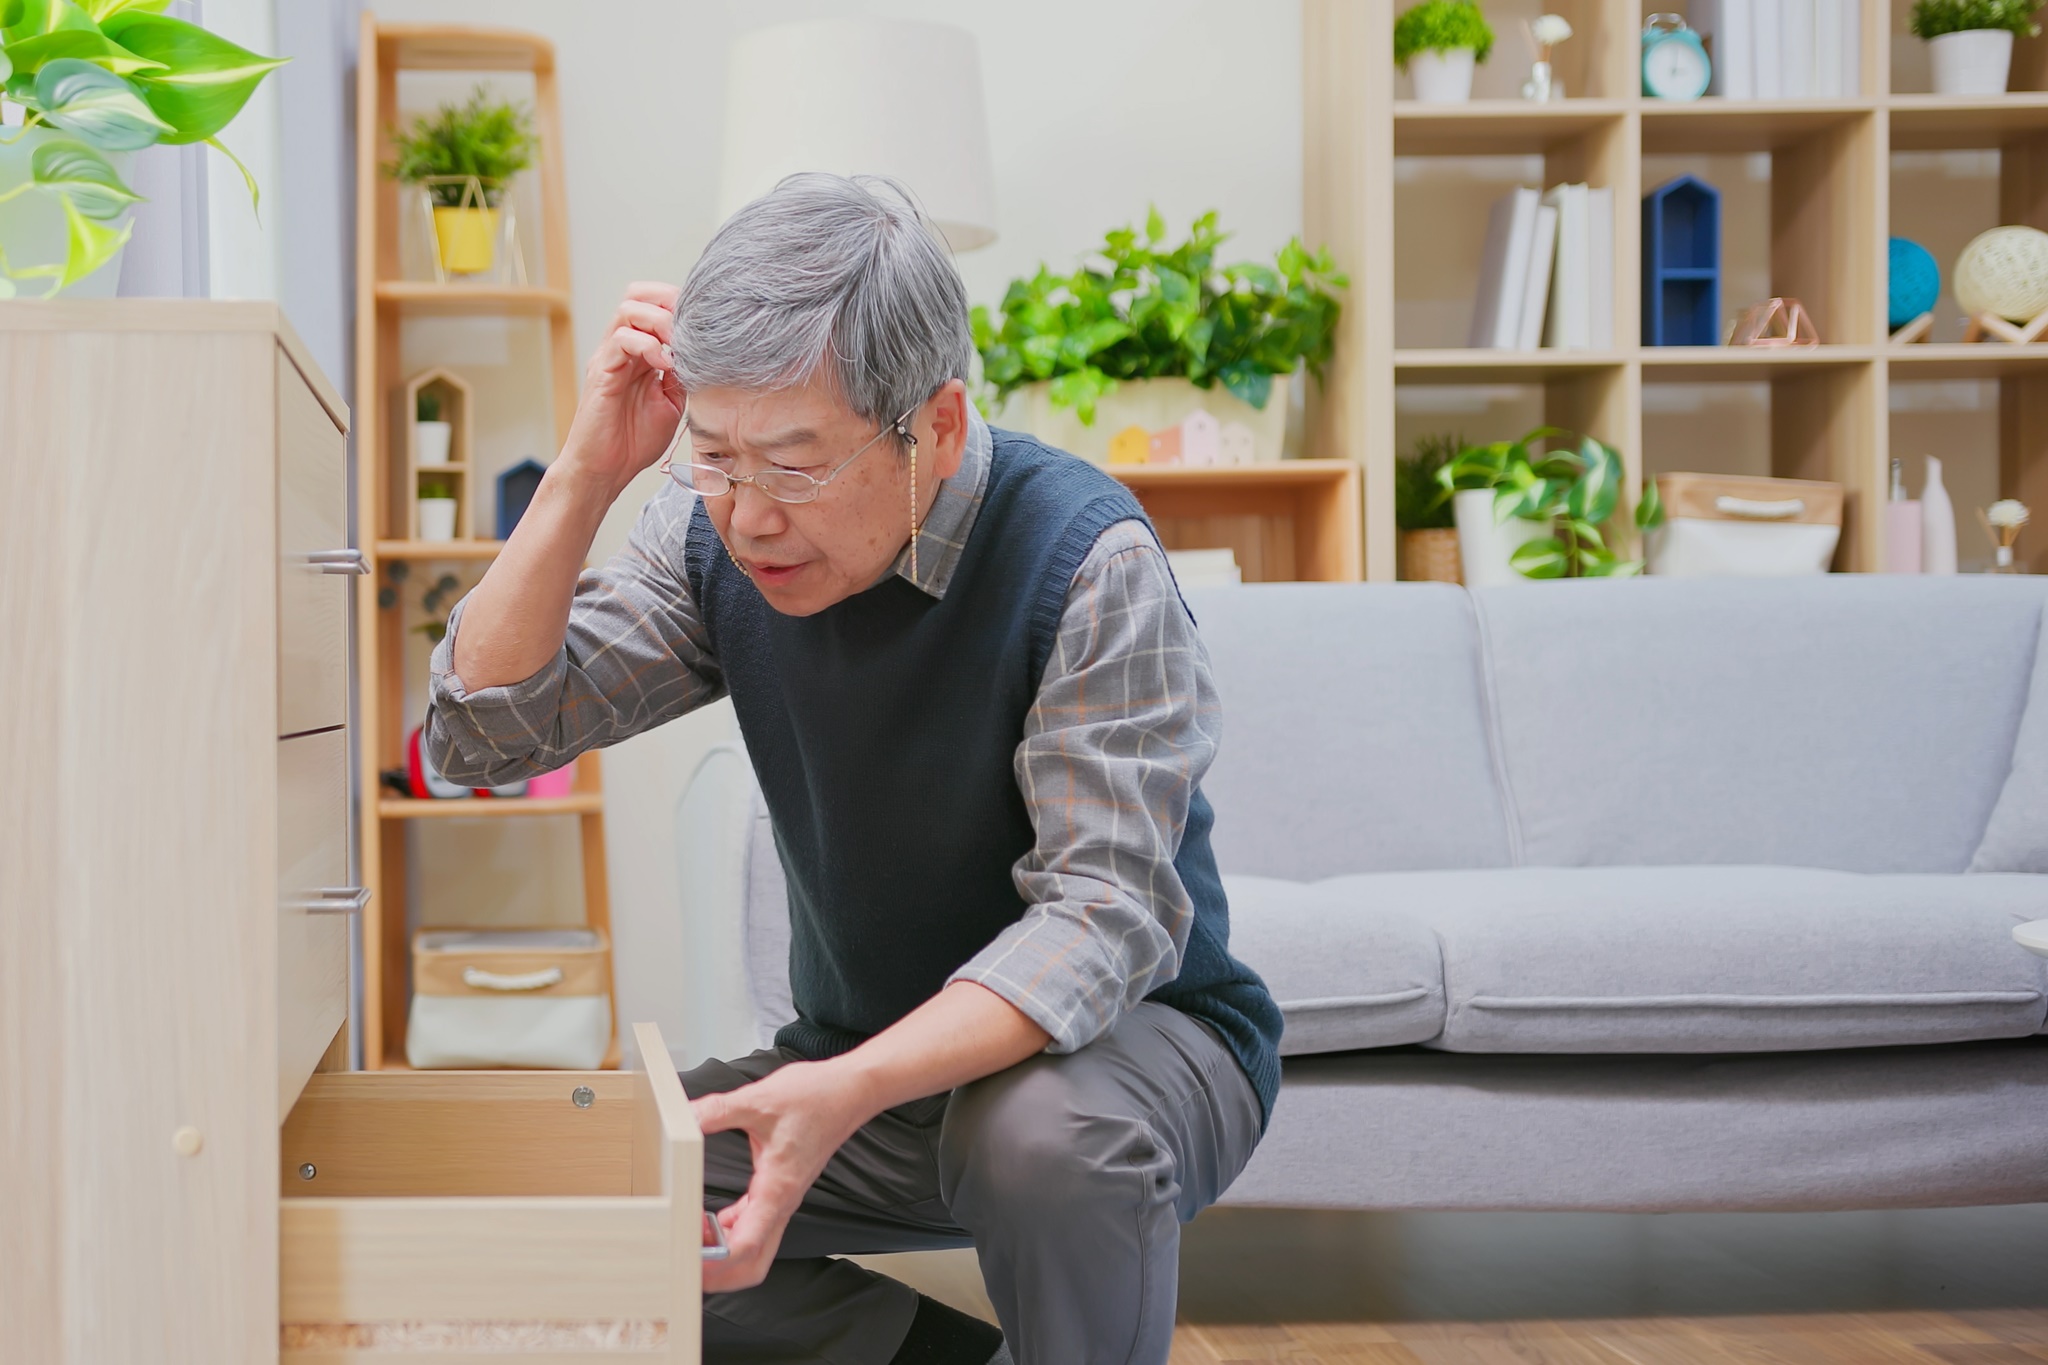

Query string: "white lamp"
[[718, 19, 998, 252]]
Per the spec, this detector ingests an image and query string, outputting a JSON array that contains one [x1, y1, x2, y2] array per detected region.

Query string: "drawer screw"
[[298, 1163, 317, 1181], [571, 1086, 595, 1109]]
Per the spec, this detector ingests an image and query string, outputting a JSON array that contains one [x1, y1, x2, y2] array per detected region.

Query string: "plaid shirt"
[[426, 409, 1223, 1055]]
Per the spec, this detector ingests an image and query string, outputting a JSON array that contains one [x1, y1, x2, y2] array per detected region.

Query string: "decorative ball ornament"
[[1954, 226, 2048, 323], [1887, 237, 1941, 329]]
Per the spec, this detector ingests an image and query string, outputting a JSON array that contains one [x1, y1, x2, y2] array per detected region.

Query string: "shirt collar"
[[890, 402, 992, 600]]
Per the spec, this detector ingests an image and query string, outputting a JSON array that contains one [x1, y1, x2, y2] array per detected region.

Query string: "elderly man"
[[426, 173, 1280, 1365]]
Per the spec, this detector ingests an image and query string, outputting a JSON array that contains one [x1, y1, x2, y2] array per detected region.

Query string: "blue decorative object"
[[496, 458, 547, 541], [1889, 237, 1941, 330], [1642, 175, 1721, 347]]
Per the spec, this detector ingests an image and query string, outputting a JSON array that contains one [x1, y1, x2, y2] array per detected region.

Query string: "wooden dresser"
[[2, 303, 703, 1365]]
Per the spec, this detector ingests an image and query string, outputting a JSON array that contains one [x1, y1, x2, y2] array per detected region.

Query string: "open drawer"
[[279, 1023, 704, 1362]]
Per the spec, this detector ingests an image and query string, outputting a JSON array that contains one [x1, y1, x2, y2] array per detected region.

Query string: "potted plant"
[[1911, 0, 2045, 95], [415, 389, 453, 466], [0, 6, 285, 297], [1396, 0, 1496, 105], [417, 474, 460, 543], [1396, 433, 1464, 582], [384, 84, 537, 277], [1435, 426, 1664, 585], [972, 208, 1345, 464]]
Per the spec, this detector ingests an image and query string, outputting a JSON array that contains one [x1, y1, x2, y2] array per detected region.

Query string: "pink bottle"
[[1884, 457, 1922, 574]]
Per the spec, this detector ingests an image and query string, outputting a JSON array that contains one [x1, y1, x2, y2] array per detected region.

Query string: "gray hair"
[[669, 172, 974, 434]]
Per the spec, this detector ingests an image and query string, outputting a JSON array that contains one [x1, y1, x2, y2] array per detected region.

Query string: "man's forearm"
[[451, 462, 617, 690], [833, 981, 1051, 1114]]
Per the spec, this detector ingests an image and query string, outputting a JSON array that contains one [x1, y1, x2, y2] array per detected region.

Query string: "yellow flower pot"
[[431, 206, 498, 275]]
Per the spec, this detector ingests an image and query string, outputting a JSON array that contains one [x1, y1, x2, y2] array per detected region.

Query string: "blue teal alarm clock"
[[1643, 14, 1711, 101]]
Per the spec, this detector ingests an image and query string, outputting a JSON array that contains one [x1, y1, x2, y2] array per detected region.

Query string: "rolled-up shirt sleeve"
[[948, 519, 1221, 1053], [426, 480, 724, 787]]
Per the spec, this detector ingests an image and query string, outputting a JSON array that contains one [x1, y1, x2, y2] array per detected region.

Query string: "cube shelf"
[[1304, 0, 2048, 579]]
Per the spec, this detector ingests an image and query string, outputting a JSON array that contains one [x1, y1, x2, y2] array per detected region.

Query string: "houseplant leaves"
[[102, 12, 287, 145], [35, 58, 169, 149]]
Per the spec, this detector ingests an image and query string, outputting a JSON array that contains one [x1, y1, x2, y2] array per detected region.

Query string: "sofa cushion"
[[1293, 866, 2048, 1054], [1222, 874, 1445, 1055], [1187, 584, 1512, 879], [1973, 598, 2048, 873], [1476, 577, 2048, 873]]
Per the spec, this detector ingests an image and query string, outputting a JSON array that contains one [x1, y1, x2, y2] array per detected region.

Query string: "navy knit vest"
[[683, 428, 1281, 1119]]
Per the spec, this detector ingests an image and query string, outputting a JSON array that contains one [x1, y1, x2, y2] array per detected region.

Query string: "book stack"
[[1691, 0, 1861, 100], [1166, 547, 1243, 587], [1469, 184, 1614, 351]]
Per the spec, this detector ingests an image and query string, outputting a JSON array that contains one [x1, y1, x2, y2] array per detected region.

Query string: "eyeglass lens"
[[666, 461, 825, 504]]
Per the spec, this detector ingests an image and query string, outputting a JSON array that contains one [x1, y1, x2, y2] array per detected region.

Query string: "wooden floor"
[[866, 1203, 2048, 1363]]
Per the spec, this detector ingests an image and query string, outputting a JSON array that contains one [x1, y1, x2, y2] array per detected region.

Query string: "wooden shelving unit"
[[1111, 460, 1363, 582], [1305, 0, 2048, 578], [353, 16, 617, 1069]]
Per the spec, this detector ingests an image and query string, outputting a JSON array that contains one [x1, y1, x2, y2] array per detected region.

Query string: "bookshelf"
[[1305, 0, 2048, 578], [352, 17, 618, 1070]]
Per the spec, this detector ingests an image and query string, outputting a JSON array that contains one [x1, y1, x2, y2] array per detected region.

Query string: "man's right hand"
[[559, 281, 687, 503]]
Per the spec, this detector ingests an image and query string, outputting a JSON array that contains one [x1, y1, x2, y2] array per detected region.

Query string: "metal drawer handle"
[[284, 886, 370, 914], [703, 1210, 730, 1261], [304, 549, 369, 575]]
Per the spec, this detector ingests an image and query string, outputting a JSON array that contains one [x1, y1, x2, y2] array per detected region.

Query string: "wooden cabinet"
[[2, 302, 706, 1365]]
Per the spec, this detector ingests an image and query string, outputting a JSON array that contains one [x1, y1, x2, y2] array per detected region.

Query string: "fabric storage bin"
[[407, 928, 612, 1069], [1647, 473, 1844, 578]]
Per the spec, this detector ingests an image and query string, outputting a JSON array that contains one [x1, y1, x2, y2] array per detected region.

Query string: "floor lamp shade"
[[718, 19, 998, 252]]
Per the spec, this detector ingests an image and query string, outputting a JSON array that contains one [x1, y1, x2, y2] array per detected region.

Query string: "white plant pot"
[[1454, 488, 1549, 586], [418, 497, 459, 542], [1928, 28, 2013, 96], [0, 128, 132, 298], [415, 420, 454, 466], [1409, 47, 1478, 104], [1003, 374, 1290, 466]]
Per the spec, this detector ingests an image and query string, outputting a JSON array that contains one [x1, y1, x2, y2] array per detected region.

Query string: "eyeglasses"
[[658, 399, 918, 505]]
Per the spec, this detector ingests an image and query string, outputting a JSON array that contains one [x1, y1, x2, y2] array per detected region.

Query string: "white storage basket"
[[406, 928, 612, 1069], [1647, 472, 1844, 577]]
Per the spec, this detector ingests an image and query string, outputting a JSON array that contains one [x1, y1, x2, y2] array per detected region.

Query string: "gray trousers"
[[680, 1002, 1263, 1365]]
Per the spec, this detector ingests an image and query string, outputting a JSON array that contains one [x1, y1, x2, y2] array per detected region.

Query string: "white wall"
[[360, 0, 1303, 1061]]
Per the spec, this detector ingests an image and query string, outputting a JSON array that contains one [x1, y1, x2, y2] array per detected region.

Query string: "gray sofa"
[[679, 576, 2048, 1212]]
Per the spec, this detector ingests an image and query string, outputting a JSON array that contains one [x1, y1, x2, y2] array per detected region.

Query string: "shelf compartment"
[[1110, 460, 1361, 582], [1640, 100, 1876, 155], [373, 282, 572, 316], [380, 795, 605, 820], [1890, 94, 2048, 151], [1393, 100, 1627, 156], [1641, 346, 1877, 381]]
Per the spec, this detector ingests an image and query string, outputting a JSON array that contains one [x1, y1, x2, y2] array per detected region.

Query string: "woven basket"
[[1401, 528, 1463, 584]]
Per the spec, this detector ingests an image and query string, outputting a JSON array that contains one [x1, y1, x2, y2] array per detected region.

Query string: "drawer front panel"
[[279, 728, 350, 1123], [277, 349, 348, 737]]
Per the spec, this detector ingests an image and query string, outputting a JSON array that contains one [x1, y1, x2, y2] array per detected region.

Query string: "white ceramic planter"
[[418, 498, 459, 542], [0, 128, 131, 298], [415, 420, 454, 466], [1928, 28, 2013, 96], [1454, 488, 1549, 586], [1004, 374, 1290, 466], [1410, 47, 1478, 104]]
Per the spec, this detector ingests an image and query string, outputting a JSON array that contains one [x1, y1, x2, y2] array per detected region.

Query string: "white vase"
[[0, 128, 133, 298], [1410, 47, 1478, 104], [1928, 29, 2013, 96], [1454, 489, 1550, 586], [415, 420, 454, 466], [418, 497, 459, 542], [1921, 456, 1958, 574]]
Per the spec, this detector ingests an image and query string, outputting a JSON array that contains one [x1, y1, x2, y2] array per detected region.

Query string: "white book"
[[1755, 3, 1783, 100], [1841, 0, 1861, 95], [1543, 183, 1590, 350], [1517, 203, 1560, 352], [1814, 0, 1844, 99], [1694, 0, 1755, 100], [1469, 187, 1541, 349], [1780, 0, 1815, 99], [1588, 187, 1615, 350]]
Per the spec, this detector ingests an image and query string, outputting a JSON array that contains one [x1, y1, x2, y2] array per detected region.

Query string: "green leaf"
[[1582, 556, 1645, 578], [51, 188, 131, 291], [1567, 518, 1607, 552], [80, 0, 167, 19], [1145, 205, 1165, 244], [35, 58, 168, 148], [0, 45, 12, 84], [106, 12, 285, 144], [1510, 537, 1571, 579], [1635, 476, 1666, 530], [204, 134, 259, 216], [1565, 437, 1622, 525], [1217, 362, 1273, 410], [30, 135, 140, 216]]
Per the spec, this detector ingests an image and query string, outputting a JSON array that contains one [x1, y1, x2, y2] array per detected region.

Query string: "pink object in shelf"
[[526, 762, 576, 799]]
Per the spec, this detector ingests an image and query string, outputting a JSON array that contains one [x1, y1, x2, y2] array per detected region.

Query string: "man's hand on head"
[[560, 281, 689, 504]]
